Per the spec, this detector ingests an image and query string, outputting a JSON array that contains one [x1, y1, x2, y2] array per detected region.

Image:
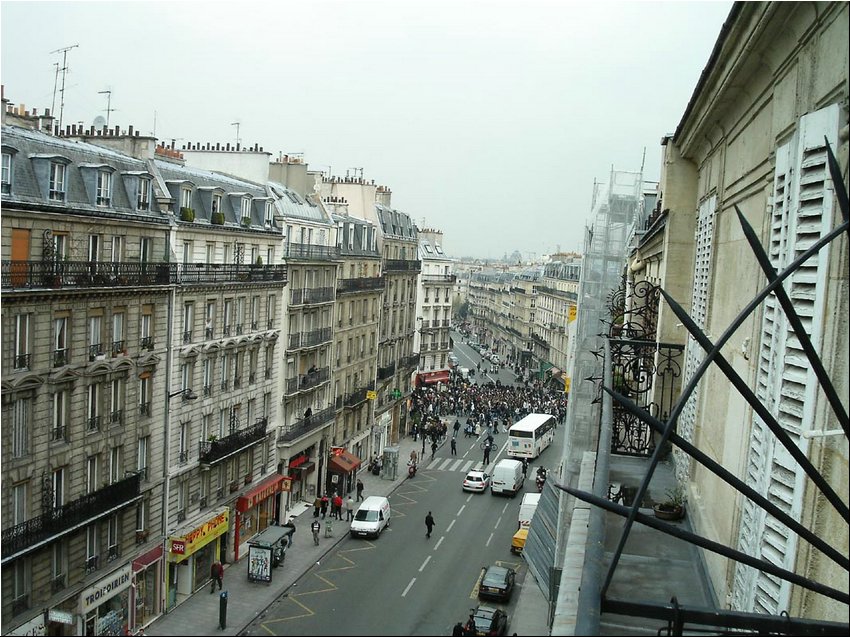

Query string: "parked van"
[[350, 496, 391, 538], [518, 492, 541, 529], [490, 459, 524, 497]]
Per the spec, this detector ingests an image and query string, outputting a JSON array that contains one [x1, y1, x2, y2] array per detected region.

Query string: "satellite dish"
[[92, 115, 107, 128]]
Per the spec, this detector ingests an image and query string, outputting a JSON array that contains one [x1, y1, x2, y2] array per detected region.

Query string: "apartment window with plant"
[[112, 310, 125, 354], [87, 383, 101, 431], [89, 313, 103, 359], [140, 306, 153, 350], [137, 176, 151, 210], [14, 313, 30, 370], [52, 389, 69, 441], [180, 187, 192, 210], [1, 151, 12, 193], [96, 169, 112, 206], [49, 161, 66, 201], [137, 436, 149, 482], [110, 378, 124, 425], [212, 193, 222, 214], [12, 397, 30, 458], [183, 302, 194, 343]]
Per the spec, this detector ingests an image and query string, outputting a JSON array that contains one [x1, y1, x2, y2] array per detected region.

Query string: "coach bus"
[[507, 413, 556, 459]]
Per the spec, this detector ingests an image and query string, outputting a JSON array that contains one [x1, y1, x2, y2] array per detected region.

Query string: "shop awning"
[[328, 450, 362, 474], [289, 461, 315, 481], [419, 370, 450, 385], [237, 474, 288, 513], [548, 367, 562, 377]]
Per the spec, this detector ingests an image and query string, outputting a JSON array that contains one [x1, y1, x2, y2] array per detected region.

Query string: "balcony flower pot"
[[241, 216, 252, 227], [180, 207, 196, 222], [211, 212, 225, 225], [653, 485, 686, 521]]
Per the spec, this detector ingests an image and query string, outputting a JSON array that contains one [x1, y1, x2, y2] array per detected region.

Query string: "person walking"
[[521, 457, 528, 478], [346, 496, 355, 521], [356, 479, 364, 502], [313, 495, 321, 518], [450, 437, 457, 456], [483, 441, 491, 465], [425, 511, 435, 538], [311, 519, 321, 545], [431, 439, 438, 459], [209, 560, 224, 593], [332, 493, 343, 520], [320, 494, 329, 519]]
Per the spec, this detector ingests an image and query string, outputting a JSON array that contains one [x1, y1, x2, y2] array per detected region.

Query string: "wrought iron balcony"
[[1, 473, 141, 557], [284, 366, 330, 395], [198, 418, 268, 465], [183, 330, 192, 344], [337, 276, 386, 294], [288, 327, 332, 351], [1, 260, 174, 290], [178, 450, 189, 464], [399, 354, 419, 369], [89, 344, 104, 361], [284, 242, 340, 261], [13, 352, 31, 370], [51, 425, 67, 442], [422, 274, 457, 284], [53, 348, 69, 367], [290, 286, 335, 305], [277, 406, 335, 444], [384, 259, 421, 272], [377, 362, 396, 380], [140, 336, 155, 350], [109, 409, 124, 426], [344, 382, 375, 408], [139, 402, 151, 416], [176, 262, 287, 284], [111, 340, 126, 355], [87, 415, 101, 432]]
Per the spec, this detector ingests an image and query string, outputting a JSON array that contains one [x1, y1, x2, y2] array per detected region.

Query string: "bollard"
[[219, 590, 228, 629], [325, 519, 333, 537]]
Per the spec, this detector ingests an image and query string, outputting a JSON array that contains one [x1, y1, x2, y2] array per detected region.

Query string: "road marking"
[[457, 504, 466, 516], [402, 578, 416, 597], [486, 532, 494, 547], [419, 556, 431, 572], [495, 515, 502, 529], [450, 459, 465, 472], [462, 460, 474, 473], [435, 536, 445, 550], [446, 519, 456, 533], [438, 458, 454, 471], [501, 502, 510, 514], [466, 493, 473, 502]]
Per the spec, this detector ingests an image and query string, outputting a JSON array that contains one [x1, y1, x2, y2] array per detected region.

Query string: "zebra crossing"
[[424, 457, 494, 474]]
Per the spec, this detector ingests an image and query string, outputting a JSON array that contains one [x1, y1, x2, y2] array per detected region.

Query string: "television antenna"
[[98, 90, 116, 127], [231, 121, 241, 146], [50, 44, 79, 130]]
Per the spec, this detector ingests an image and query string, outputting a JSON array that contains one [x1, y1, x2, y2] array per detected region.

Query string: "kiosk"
[[246, 525, 294, 583]]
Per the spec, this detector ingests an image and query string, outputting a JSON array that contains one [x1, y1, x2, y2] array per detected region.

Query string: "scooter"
[[408, 462, 417, 478], [536, 467, 548, 492]]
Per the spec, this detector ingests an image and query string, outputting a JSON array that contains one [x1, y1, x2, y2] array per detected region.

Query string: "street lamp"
[[168, 388, 198, 401]]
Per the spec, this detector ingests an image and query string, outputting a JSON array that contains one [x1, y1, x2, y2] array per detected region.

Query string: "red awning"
[[236, 474, 287, 512], [328, 450, 362, 474], [419, 370, 450, 385]]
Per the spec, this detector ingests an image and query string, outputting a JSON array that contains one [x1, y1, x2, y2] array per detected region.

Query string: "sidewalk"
[[144, 434, 426, 636]]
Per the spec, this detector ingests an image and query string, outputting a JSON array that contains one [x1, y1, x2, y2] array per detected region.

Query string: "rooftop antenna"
[[348, 167, 364, 180], [98, 89, 115, 127], [50, 44, 79, 131], [231, 121, 241, 147]]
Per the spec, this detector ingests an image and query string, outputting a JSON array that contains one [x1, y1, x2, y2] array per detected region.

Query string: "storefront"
[[164, 507, 228, 611], [326, 448, 362, 496], [78, 564, 132, 636], [234, 474, 290, 561], [416, 370, 450, 386], [130, 545, 162, 633], [287, 452, 315, 505]]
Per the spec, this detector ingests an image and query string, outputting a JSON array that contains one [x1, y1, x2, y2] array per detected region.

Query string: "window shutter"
[[733, 104, 839, 614]]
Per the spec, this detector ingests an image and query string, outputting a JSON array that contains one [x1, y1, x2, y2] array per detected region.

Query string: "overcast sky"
[[1, 0, 732, 259]]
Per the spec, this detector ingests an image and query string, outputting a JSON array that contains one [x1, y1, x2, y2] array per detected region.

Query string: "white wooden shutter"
[[678, 195, 716, 449], [732, 104, 838, 614]]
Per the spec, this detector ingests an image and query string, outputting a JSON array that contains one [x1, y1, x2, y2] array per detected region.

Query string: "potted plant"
[[211, 212, 225, 225], [241, 215, 252, 227], [180, 206, 195, 222], [653, 484, 686, 521]]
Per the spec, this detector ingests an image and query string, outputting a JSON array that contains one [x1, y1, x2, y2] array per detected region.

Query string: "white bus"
[[507, 413, 556, 459]]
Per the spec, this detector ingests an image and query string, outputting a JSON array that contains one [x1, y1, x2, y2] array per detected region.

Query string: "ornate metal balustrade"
[[198, 418, 268, 465], [1, 473, 141, 558], [377, 362, 396, 380], [422, 274, 457, 284], [384, 259, 421, 272], [284, 242, 340, 261], [277, 406, 336, 443], [399, 354, 419, 370], [344, 381, 375, 408], [337, 276, 386, 294], [284, 366, 330, 395], [290, 286, 335, 305]]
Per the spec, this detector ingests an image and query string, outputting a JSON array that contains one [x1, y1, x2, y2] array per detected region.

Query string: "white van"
[[518, 492, 541, 529], [350, 496, 391, 538], [490, 459, 524, 497]]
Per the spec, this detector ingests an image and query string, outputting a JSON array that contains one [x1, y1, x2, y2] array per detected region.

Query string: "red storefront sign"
[[170, 540, 185, 555], [236, 474, 289, 513]]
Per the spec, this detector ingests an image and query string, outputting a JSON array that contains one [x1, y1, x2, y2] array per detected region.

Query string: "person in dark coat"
[[452, 622, 465, 636], [320, 494, 329, 519], [425, 511, 435, 538], [356, 479, 364, 502], [210, 560, 224, 593]]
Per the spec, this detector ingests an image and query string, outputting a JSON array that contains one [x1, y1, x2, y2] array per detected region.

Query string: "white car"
[[489, 354, 501, 365], [463, 470, 491, 493]]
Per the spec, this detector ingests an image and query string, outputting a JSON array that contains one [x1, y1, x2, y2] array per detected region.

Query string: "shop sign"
[[6, 614, 45, 636], [170, 540, 186, 555], [172, 509, 229, 557], [48, 610, 74, 625], [237, 475, 287, 512], [80, 564, 132, 614]]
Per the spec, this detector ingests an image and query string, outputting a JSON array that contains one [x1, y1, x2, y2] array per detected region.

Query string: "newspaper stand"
[[247, 525, 294, 583]]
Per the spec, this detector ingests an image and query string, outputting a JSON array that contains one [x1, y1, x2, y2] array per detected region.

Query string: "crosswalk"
[[425, 457, 494, 474]]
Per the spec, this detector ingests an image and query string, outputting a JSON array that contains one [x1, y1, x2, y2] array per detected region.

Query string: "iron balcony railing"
[[377, 362, 396, 380], [0, 260, 287, 290], [337, 276, 386, 294], [344, 382, 375, 409], [290, 287, 335, 305], [288, 327, 332, 351], [284, 242, 340, 261], [421, 274, 457, 284], [1, 473, 141, 557], [277, 406, 336, 444], [198, 418, 268, 465], [384, 259, 421, 272], [284, 366, 330, 395], [399, 354, 419, 369]]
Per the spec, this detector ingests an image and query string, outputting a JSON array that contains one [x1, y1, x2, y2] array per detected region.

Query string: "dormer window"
[[264, 201, 274, 225], [1, 151, 12, 194], [212, 194, 222, 214], [180, 188, 192, 209], [96, 170, 113, 206], [137, 177, 151, 211], [240, 197, 251, 218], [49, 162, 66, 201]]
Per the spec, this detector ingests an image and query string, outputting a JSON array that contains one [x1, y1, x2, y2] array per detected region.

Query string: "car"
[[478, 564, 516, 602], [462, 470, 491, 492], [467, 605, 509, 636], [448, 354, 459, 368], [489, 354, 501, 365]]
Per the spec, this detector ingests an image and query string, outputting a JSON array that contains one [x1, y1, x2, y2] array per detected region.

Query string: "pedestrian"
[[332, 493, 343, 520], [425, 511, 435, 538], [320, 494, 329, 519], [522, 457, 528, 478], [346, 496, 355, 521], [356, 479, 364, 502], [313, 495, 321, 518], [421, 433, 427, 455], [311, 519, 321, 545], [450, 437, 457, 456], [483, 444, 491, 465], [464, 614, 476, 636], [431, 439, 438, 459], [452, 621, 465, 636], [209, 559, 223, 593]]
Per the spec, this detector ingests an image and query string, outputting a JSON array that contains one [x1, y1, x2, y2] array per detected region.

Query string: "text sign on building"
[[174, 509, 229, 557], [568, 306, 577, 322], [80, 564, 133, 614], [170, 540, 186, 555], [366, 390, 377, 400]]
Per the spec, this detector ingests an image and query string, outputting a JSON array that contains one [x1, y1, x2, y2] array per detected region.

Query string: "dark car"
[[478, 564, 516, 602], [468, 605, 508, 636]]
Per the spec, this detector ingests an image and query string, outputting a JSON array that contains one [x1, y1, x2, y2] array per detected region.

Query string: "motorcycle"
[[408, 462, 417, 478], [536, 467, 548, 492]]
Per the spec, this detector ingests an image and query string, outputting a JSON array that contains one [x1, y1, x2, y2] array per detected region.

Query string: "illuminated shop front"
[[233, 474, 290, 561], [164, 507, 228, 611], [78, 564, 132, 636]]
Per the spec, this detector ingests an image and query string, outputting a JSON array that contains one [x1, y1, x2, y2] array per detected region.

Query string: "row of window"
[[177, 396, 271, 461], [183, 295, 276, 342], [180, 347, 275, 396]]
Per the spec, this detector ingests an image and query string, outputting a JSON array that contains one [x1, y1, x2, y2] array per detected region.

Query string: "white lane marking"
[[419, 556, 431, 572], [486, 532, 494, 547], [446, 519, 456, 533], [457, 504, 466, 517], [435, 536, 445, 550], [462, 460, 474, 473], [438, 458, 454, 471], [450, 459, 465, 472], [494, 515, 502, 529], [466, 494, 473, 503], [402, 578, 416, 597], [501, 502, 510, 514]]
